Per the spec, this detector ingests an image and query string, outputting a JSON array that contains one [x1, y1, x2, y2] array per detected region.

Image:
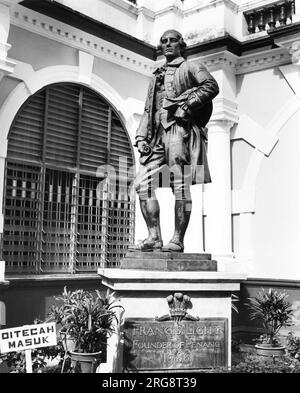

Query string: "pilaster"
[[136, 4, 155, 43], [206, 119, 234, 260], [0, 0, 18, 81], [204, 82, 238, 267]]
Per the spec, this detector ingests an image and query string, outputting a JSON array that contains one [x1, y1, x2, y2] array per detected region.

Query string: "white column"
[[136, 5, 154, 43], [294, 0, 300, 22], [0, 3, 10, 52], [0, 0, 17, 80], [206, 120, 233, 258]]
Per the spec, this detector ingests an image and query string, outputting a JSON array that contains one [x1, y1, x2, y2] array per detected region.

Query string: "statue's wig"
[[158, 30, 187, 57]]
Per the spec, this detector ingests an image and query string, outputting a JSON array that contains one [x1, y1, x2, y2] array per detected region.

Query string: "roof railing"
[[244, 0, 295, 34]]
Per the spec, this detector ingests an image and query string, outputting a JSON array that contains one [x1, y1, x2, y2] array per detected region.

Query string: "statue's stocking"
[[139, 197, 162, 242], [172, 199, 192, 245]]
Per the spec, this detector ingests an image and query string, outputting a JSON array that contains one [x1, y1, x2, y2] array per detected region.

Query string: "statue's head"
[[158, 30, 187, 61]]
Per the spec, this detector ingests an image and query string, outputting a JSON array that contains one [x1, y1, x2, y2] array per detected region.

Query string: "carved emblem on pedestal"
[[156, 292, 199, 322]]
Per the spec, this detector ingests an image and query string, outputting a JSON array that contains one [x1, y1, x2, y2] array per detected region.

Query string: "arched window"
[[3, 83, 135, 274]]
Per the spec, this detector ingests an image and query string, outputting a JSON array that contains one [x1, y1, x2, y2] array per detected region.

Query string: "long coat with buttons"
[[136, 57, 219, 184]]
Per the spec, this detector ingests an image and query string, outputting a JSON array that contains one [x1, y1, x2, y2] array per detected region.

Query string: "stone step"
[[125, 251, 212, 260], [120, 258, 217, 271]]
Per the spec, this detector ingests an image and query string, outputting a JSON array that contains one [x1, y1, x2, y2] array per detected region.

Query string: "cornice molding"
[[11, 5, 156, 76], [10, 3, 296, 78], [19, 1, 298, 61], [19, 0, 156, 60], [191, 50, 239, 73], [191, 47, 291, 75], [236, 46, 291, 74]]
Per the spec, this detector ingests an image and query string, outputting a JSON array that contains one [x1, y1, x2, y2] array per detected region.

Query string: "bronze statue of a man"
[[129, 30, 219, 252]]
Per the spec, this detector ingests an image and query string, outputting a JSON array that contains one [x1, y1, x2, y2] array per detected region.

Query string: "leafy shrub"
[[246, 288, 293, 346], [46, 287, 123, 354], [212, 352, 300, 373], [0, 343, 64, 373], [286, 331, 300, 360], [230, 353, 300, 373]]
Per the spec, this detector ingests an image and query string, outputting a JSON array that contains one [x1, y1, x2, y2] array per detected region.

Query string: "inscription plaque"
[[124, 318, 228, 372]]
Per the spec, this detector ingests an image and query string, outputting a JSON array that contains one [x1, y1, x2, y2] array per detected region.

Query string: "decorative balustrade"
[[244, 0, 295, 34]]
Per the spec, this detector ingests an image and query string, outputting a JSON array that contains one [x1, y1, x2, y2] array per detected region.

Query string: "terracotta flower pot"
[[255, 343, 286, 357], [70, 351, 102, 373]]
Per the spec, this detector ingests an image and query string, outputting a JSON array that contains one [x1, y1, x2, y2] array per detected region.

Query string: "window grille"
[[3, 83, 135, 274]]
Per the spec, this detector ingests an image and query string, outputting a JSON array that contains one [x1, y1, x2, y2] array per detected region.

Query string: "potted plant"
[[47, 287, 123, 373], [246, 288, 293, 357]]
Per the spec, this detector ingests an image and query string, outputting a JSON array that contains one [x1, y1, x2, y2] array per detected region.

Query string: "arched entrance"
[[2, 82, 135, 274]]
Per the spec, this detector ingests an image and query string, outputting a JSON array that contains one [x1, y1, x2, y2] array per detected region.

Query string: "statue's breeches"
[[134, 124, 193, 200]]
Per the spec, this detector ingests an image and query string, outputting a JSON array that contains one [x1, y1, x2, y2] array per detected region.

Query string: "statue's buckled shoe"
[[161, 240, 184, 253], [128, 240, 163, 252]]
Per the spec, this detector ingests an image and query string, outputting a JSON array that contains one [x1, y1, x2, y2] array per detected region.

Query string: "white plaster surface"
[[252, 109, 300, 279], [78, 50, 94, 85]]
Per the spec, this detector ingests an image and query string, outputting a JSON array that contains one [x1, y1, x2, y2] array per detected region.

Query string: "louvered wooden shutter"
[[45, 84, 80, 167], [80, 89, 110, 173], [8, 91, 45, 163], [110, 112, 134, 177]]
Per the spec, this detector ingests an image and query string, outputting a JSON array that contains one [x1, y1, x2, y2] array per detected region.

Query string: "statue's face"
[[160, 31, 182, 62]]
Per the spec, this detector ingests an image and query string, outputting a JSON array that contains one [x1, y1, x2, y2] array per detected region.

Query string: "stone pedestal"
[[98, 253, 246, 373], [120, 251, 217, 271]]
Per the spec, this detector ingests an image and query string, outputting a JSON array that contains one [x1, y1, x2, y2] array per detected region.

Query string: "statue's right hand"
[[137, 140, 151, 155]]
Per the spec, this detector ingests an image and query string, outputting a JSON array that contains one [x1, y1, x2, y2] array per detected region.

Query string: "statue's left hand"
[[174, 107, 189, 125]]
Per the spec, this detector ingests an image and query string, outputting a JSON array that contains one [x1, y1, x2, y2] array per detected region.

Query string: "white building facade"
[[0, 0, 300, 336]]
